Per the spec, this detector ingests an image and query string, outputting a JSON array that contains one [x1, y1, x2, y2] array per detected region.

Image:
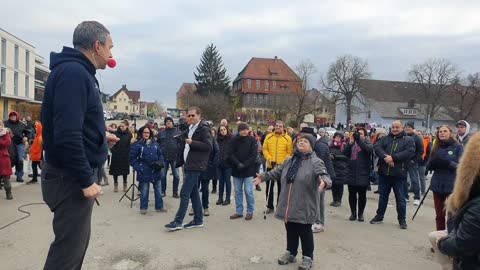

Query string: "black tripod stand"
[[119, 170, 139, 208]]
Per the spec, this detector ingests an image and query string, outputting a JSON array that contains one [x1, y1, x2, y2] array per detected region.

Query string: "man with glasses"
[[262, 120, 293, 213], [165, 106, 212, 231]]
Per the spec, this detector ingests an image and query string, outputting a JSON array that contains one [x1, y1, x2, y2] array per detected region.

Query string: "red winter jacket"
[[0, 131, 13, 177]]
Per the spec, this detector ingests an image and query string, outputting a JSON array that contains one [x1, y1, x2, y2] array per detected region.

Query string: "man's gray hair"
[[73, 21, 110, 51]]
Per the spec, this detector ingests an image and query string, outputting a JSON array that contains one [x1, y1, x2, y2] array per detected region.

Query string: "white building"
[[0, 28, 48, 120]]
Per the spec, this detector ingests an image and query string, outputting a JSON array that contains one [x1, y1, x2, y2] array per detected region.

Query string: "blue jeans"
[[407, 164, 421, 200], [376, 175, 407, 221], [174, 170, 203, 224], [233, 177, 255, 215], [217, 167, 232, 201], [161, 160, 180, 194], [418, 165, 426, 194], [15, 143, 25, 178], [139, 180, 164, 210]]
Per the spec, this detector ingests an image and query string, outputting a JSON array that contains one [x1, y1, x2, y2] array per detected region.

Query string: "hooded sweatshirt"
[[456, 120, 471, 146], [41, 47, 107, 188]]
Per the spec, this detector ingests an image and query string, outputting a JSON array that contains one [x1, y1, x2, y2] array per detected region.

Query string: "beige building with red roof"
[[232, 56, 302, 123], [108, 84, 142, 115]]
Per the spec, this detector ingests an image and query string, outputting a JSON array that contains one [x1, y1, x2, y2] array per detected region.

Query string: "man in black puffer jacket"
[[158, 117, 182, 197], [371, 120, 415, 229], [165, 107, 212, 231]]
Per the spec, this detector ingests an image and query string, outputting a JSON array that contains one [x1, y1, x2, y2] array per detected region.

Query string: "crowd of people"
[[6, 20, 474, 270]]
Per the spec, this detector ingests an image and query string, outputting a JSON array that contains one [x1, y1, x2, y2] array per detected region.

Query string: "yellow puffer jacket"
[[262, 132, 293, 168]]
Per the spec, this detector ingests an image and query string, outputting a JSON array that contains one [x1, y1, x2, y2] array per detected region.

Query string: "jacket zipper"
[[285, 184, 293, 223], [387, 137, 397, 175], [275, 135, 279, 164]]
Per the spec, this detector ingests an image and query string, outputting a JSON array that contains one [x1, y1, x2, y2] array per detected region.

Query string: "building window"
[[256, 80, 260, 90], [0, 68, 5, 94], [114, 105, 117, 109], [125, 106, 129, 110], [247, 79, 252, 89], [1, 39, 6, 65], [13, 72, 18, 95], [272, 80, 277, 89], [25, 51, 30, 73], [14, 45, 19, 69], [265, 80, 269, 91], [253, 94, 257, 105], [281, 85, 289, 91], [25, 75, 29, 97]]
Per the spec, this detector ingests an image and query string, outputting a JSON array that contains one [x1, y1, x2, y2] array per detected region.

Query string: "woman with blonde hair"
[[426, 125, 463, 231], [430, 131, 480, 270]]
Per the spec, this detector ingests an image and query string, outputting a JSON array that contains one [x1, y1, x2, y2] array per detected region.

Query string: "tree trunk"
[[346, 97, 353, 125]]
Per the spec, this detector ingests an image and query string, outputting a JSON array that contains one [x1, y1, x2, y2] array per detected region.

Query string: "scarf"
[[286, 150, 312, 184], [351, 142, 362, 161]]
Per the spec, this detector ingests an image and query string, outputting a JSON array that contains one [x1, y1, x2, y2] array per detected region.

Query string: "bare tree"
[[321, 55, 371, 124], [184, 92, 233, 124], [408, 58, 459, 128], [450, 73, 480, 121], [285, 59, 327, 127]]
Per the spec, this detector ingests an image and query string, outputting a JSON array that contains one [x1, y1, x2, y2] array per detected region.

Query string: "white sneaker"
[[312, 223, 325, 233], [413, 199, 420, 206]]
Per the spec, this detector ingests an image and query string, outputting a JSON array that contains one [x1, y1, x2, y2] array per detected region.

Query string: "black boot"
[[5, 188, 13, 200], [216, 199, 223, 205], [357, 213, 364, 222], [349, 212, 357, 221]]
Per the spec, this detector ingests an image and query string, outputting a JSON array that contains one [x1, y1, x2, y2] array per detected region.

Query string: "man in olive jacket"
[[370, 120, 415, 229]]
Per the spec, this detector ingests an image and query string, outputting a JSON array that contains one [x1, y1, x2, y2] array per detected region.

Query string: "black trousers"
[[285, 222, 314, 259], [32, 161, 41, 180], [348, 185, 367, 215], [331, 183, 344, 203], [266, 168, 281, 209], [113, 174, 128, 184], [41, 163, 96, 270]]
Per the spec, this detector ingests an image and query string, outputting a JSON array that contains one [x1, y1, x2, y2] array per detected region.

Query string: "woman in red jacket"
[[0, 121, 13, 199]]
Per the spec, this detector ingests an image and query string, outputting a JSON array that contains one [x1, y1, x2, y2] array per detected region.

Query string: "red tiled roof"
[[234, 57, 302, 82]]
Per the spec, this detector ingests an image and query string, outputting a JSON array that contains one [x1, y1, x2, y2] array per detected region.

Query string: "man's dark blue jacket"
[[41, 47, 107, 188]]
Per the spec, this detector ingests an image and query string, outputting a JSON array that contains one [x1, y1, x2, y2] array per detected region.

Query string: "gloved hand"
[[150, 160, 164, 171]]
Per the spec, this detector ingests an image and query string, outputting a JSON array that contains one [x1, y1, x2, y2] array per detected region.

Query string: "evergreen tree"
[[194, 43, 231, 96]]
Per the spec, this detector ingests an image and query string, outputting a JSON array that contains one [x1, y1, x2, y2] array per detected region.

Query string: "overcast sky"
[[2, 0, 480, 108]]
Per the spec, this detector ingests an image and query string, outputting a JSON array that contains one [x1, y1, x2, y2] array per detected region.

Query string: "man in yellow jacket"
[[262, 120, 293, 213]]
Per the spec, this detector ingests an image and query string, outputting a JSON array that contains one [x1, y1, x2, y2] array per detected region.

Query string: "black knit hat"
[[300, 127, 315, 136], [298, 134, 316, 148], [405, 121, 415, 129], [164, 116, 174, 125], [237, 122, 249, 132]]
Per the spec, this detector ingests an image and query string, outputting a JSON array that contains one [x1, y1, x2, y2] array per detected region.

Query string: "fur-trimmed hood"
[[448, 131, 480, 214]]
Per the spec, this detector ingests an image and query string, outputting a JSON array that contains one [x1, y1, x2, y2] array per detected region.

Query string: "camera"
[[174, 117, 189, 142]]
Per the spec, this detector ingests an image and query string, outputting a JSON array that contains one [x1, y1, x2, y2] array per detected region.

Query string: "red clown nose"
[[107, 58, 116, 68]]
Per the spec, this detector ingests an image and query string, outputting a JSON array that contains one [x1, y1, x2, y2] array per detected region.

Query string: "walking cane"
[[412, 185, 430, 221]]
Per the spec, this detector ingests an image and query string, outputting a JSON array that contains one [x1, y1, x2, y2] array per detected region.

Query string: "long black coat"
[[109, 129, 132, 176], [329, 143, 349, 185], [217, 135, 232, 168], [230, 135, 257, 178], [344, 138, 373, 187]]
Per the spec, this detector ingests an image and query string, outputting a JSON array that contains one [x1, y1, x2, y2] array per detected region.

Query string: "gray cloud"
[[2, 0, 480, 107]]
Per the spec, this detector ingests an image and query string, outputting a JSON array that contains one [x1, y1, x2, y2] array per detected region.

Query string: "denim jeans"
[[233, 177, 255, 215], [376, 175, 407, 221], [139, 179, 164, 210], [161, 160, 180, 194], [15, 143, 25, 178], [217, 167, 232, 202], [418, 165, 426, 194], [407, 164, 421, 200], [174, 170, 203, 224]]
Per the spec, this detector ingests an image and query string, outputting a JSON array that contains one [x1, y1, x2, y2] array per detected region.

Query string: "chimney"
[[274, 56, 278, 61]]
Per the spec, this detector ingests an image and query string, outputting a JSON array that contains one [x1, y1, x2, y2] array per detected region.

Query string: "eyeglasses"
[[187, 114, 196, 118]]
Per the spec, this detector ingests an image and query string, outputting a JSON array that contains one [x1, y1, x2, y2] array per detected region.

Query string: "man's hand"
[[186, 138, 193, 145], [22, 137, 28, 143], [387, 161, 395, 167], [82, 183, 102, 199], [106, 133, 120, 147], [384, 155, 393, 164]]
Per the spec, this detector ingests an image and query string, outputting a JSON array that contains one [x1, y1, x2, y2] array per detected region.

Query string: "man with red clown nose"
[[41, 21, 119, 270]]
